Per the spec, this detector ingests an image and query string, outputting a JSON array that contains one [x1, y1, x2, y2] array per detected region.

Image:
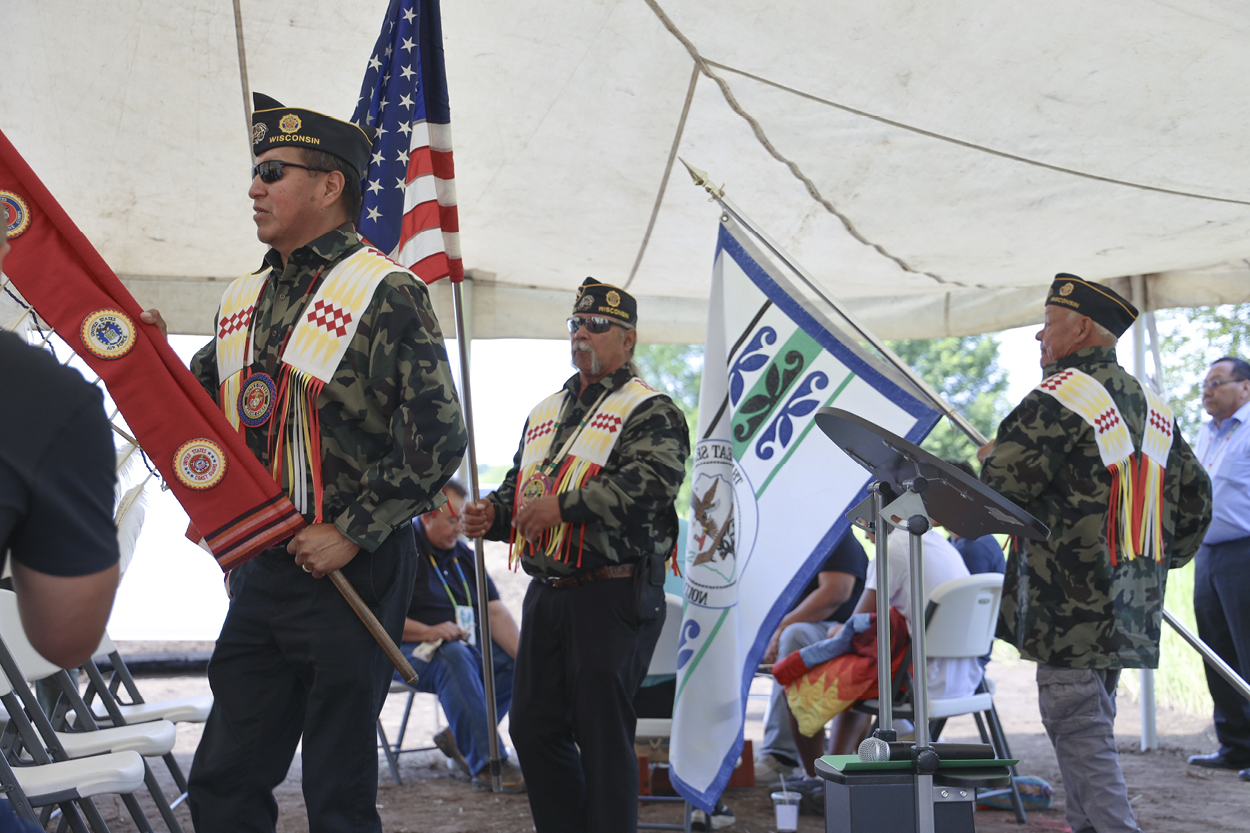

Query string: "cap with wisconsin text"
[[250, 93, 373, 180], [572, 278, 637, 328], [1045, 273, 1138, 337]]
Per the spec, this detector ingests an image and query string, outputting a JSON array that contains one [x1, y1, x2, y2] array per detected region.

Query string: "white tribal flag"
[[670, 215, 939, 810]]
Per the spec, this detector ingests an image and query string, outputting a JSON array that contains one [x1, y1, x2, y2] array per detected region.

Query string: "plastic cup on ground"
[[771, 790, 800, 832]]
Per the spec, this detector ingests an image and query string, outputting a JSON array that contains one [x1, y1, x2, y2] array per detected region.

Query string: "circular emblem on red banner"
[[238, 373, 277, 427], [173, 438, 227, 490], [1, 190, 31, 239], [80, 308, 136, 360]]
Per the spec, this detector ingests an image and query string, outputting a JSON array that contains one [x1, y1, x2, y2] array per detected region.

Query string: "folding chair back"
[[923, 573, 1003, 659]]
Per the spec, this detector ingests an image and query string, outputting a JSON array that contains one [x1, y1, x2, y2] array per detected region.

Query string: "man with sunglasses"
[[397, 478, 523, 793], [142, 93, 466, 833], [463, 279, 689, 833], [1188, 356, 1250, 781]]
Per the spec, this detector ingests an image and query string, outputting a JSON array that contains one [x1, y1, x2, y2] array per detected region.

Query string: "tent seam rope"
[[643, 0, 956, 287], [233, 0, 253, 155], [704, 61, 1250, 209], [626, 63, 701, 289]]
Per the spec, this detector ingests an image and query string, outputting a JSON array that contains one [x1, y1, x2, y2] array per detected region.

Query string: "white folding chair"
[[71, 632, 210, 808], [0, 651, 148, 832], [0, 590, 184, 832], [852, 573, 1027, 823], [637, 593, 692, 833]]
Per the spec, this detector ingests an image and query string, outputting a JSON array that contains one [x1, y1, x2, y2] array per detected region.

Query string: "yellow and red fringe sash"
[[215, 247, 401, 522], [512, 378, 662, 567], [1036, 368, 1175, 565]]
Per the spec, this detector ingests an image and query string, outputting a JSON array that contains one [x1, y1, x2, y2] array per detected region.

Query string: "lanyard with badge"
[[430, 554, 478, 646]]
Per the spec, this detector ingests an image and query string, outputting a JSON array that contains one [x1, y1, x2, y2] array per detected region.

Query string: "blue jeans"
[[396, 639, 514, 775]]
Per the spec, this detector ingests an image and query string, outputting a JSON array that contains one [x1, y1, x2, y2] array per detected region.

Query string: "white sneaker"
[[691, 801, 736, 830], [754, 752, 801, 781]]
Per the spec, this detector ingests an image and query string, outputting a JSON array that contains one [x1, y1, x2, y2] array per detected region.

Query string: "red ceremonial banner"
[[0, 128, 305, 571]]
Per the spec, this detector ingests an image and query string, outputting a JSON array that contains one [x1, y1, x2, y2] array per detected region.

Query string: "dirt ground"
[[91, 541, 1245, 832]]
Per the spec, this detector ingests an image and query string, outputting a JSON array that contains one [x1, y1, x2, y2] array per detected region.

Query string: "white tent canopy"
[[5, 0, 1250, 342]]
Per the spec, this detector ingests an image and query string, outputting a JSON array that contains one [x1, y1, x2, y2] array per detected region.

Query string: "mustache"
[[571, 341, 602, 375]]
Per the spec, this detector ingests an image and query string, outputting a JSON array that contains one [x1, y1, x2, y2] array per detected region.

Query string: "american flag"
[[352, 0, 462, 283]]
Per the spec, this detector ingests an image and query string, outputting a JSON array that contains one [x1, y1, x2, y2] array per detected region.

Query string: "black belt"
[[540, 563, 635, 589]]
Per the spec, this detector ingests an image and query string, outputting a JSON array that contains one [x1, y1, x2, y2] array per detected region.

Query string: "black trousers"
[[511, 575, 664, 833], [1194, 536, 1250, 761], [187, 526, 416, 833]]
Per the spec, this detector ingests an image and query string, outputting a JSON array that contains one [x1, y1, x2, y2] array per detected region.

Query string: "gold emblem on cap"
[[1059, 283, 1074, 297], [252, 122, 268, 146], [606, 290, 621, 307], [279, 114, 302, 134], [577, 293, 594, 311]]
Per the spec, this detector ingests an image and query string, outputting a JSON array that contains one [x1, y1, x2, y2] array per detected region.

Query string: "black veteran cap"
[[1046, 273, 1138, 337], [251, 93, 373, 180], [573, 278, 637, 328]]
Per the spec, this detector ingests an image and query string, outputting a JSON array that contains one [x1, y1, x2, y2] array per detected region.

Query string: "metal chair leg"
[[377, 721, 402, 786], [983, 704, 1026, 824], [143, 760, 184, 833]]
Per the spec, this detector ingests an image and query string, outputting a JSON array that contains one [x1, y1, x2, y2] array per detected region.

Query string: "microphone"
[[858, 741, 994, 763], [857, 736, 891, 762]]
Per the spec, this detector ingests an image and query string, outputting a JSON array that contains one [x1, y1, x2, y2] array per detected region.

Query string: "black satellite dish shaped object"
[[814, 407, 1049, 542]]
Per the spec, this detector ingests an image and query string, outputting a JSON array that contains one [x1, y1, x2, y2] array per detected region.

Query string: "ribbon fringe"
[[1106, 453, 1166, 567]]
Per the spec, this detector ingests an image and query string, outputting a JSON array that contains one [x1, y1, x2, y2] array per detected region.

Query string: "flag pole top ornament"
[[679, 158, 725, 200], [1045, 272, 1138, 337], [1, 189, 31, 238], [573, 278, 637, 327], [250, 92, 374, 180]]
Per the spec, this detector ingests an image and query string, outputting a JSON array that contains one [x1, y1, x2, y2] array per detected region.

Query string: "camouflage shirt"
[[981, 346, 1211, 669], [485, 365, 690, 578], [190, 224, 466, 553]]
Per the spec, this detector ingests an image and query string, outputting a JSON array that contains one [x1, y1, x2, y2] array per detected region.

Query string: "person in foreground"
[[1186, 356, 1250, 781], [0, 214, 120, 830], [979, 274, 1211, 833], [398, 478, 524, 793], [462, 279, 689, 833], [144, 94, 466, 832]]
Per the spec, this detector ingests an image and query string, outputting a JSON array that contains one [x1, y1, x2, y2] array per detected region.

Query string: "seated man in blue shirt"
[[399, 479, 524, 792]]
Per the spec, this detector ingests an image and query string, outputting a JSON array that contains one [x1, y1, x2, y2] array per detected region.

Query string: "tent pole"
[[1129, 275, 1159, 752], [450, 277, 503, 791]]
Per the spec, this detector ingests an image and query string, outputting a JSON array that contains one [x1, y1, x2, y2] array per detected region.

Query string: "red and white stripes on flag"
[[353, 0, 463, 284]]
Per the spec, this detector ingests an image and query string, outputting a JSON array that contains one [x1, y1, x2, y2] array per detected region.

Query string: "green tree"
[[1154, 303, 1250, 439], [883, 335, 1010, 465], [633, 344, 703, 517]]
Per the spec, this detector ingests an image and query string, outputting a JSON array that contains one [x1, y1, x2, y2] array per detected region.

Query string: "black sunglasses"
[[251, 160, 332, 183], [567, 316, 624, 335]]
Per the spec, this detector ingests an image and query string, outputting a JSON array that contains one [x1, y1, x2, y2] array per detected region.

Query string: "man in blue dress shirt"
[[1187, 356, 1250, 782]]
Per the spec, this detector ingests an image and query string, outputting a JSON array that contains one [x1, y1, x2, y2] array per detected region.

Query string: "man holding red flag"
[[144, 94, 465, 832]]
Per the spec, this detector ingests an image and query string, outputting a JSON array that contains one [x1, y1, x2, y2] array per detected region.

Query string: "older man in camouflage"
[[463, 279, 689, 833], [979, 275, 1210, 833], [146, 93, 466, 832]]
